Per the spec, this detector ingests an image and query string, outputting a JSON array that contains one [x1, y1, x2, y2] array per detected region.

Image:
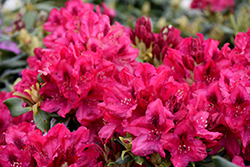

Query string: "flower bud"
[[182, 54, 195, 70]]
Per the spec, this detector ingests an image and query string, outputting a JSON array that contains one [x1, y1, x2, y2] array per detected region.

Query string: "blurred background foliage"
[[0, 0, 250, 92]]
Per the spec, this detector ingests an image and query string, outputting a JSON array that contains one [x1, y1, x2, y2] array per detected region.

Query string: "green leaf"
[[35, 2, 58, 11], [23, 11, 36, 30], [134, 156, 145, 165], [108, 155, 133, 166], [0, 68, 23, 80], [212, 156, 240, 167], [52, 117, 70, 127], [136, 56, 143, 63], [229, 13, 238, 35], [126, 132, 132, 138], [220, 25, 235, 35], [0, 34, 11, 42], [143, 159, 154, 167], [4, 98, 31, 117], [46, 112, 61, 118], [121, 149, 131, 160], [33, 109, 51, 132], [0, 53, 27, 69], [114, 138, 126, 147], [37, 73, 44, 84]]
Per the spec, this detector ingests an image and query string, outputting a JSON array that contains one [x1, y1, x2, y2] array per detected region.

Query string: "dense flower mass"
[[1, 0, 250, 166]]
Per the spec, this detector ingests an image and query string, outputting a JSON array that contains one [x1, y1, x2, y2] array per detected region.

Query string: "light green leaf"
[[134, 156, 145, 165], [136, 57, 143, 63], [121, 150, 131, 160]]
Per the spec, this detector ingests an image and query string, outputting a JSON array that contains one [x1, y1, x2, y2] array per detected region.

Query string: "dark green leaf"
[[33, 109, 51, 132], [0, 68, 23, 79], [143, 159, 154, 167], [114, 138, 126, 147], [3, 98, 31, 117], [121, 150, 130, 160], [46, 112, 61, 118], [108, 155, 133, 166], [0, 80, 11, 92], [0, 53, 27, 69], [52, 117, 70, 127], [0, 60, 27, 69], [212, 156, 240, 167]]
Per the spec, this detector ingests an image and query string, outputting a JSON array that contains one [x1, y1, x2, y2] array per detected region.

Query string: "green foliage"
[[4, 97, 31, 117], [108, 155, 133, 166], [33, 108, 51, 132], [212, 156, 240, 167]]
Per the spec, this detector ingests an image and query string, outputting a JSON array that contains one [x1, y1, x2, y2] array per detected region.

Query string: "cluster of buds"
[[130, 16, 182, 65]]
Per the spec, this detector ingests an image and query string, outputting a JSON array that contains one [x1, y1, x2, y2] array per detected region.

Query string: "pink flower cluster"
[[0, 121, 101, 166], [0, 92, 33, 144], [191, 0, 235, 12], [1, 0, 250, 166]]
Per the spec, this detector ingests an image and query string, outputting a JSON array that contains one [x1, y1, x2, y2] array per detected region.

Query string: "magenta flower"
[[0, 143, 28, 166], [194, 60, 220, 84], [40, 82, 73, 118], [101, 2, 116, 24], [0, 92, 33, 140], [98, 84, 137, 141], [232, 156, 250, 167], [125, 99, 174, 158], [0, 122, 38, 166], [162, 120, 207, 167], [224, 84, 250, 130], [33, 123, 101, 166], [75, 90, 103, 127], [187, 105, 222, 140], [0, 92, 13, 135], [222, 84, 250, 152], [163, 48, 187, 82], [191, 0, 235, 12]]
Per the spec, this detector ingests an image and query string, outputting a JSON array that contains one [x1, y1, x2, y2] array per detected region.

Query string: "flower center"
[[147, 129, 162, 141]]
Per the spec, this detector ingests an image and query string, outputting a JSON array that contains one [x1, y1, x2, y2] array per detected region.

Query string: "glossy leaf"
[[3, 97, 31, 117], [33, 109, 51, 132], [108, 155, 133, 166], [212, 156, 240, 167]]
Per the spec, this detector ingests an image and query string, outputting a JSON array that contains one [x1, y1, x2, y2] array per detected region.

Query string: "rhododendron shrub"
[[2, 0, 250, 166]]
